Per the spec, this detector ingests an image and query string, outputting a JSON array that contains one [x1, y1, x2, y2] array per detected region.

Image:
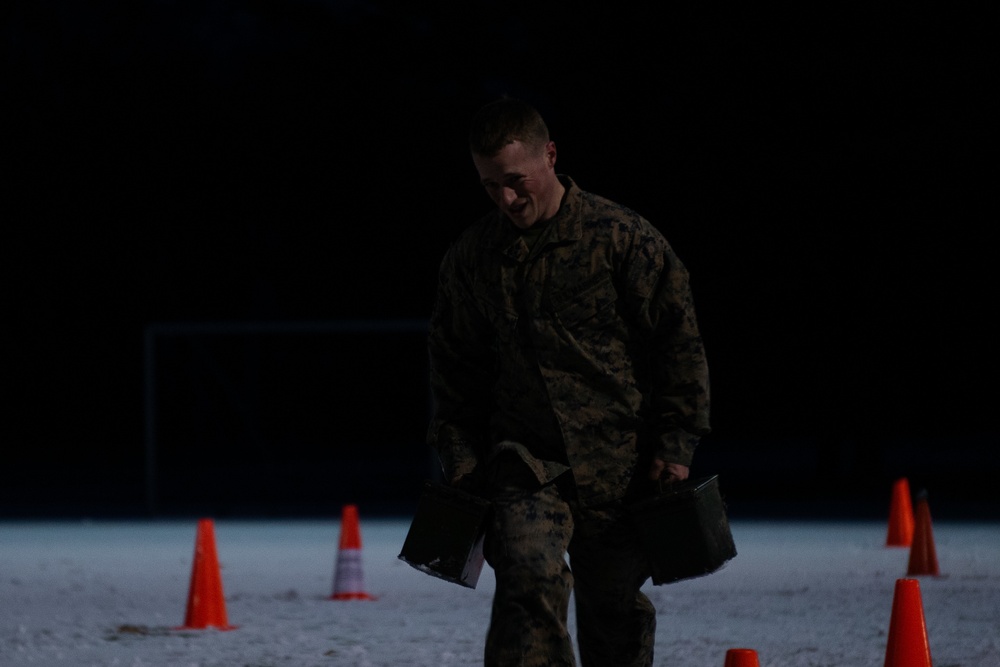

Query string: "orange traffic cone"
[[330, 504, 376, 600], [724, 648, 761, 666], [885, 477, 914, 547], [179, 518, 236, 630], [884, 578, 932, 667], [906, 492, 940, 576]]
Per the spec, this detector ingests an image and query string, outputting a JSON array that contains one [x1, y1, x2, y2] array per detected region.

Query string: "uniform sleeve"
[[426, 246, 494, 480], [620, 221, 711, 466]]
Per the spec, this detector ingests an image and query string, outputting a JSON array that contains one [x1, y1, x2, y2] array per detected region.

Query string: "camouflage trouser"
[[483, 456, 655, 667]]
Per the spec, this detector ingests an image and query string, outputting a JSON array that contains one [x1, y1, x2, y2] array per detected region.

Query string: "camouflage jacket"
[[427, 176, 710, 506]]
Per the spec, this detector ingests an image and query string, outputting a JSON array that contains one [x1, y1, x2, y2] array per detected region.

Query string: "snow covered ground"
[[2, 515, 998, 666]]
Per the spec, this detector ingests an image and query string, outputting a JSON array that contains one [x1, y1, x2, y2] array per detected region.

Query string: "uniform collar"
[[495, 175, 583, 262]]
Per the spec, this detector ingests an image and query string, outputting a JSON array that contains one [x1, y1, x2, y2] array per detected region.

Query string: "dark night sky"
[[4, 1, 996, 518]]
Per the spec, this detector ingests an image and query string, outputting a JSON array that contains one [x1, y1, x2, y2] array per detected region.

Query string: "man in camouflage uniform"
[[427, 97, 710, 667]]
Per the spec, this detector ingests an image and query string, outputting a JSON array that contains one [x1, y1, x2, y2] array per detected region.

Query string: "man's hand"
[[648, 459, 689, 483], [449, 471, 481, 493]]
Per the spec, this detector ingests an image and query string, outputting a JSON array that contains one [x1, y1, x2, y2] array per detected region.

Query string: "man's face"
[[472, 139, 563, 229]]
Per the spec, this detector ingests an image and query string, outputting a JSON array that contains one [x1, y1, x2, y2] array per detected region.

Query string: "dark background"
[[5, 1, 995, 520]]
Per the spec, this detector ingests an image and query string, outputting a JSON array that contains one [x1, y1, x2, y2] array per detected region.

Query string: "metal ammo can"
[[628, 474, 737, 585], [398, 480, 491, 588]]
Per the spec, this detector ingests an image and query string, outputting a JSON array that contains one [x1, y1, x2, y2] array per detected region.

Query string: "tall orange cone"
[[884, 578, 932, 667], [330, 504, 376, 600], [179, 518, 236, 630], [906, 491, 940, 576], [724, 648, 761, 666], [885, 477, 914, 547]]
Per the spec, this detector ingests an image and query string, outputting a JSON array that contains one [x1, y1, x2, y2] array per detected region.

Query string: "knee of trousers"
[[493, 558, 574, 599], [486, 496, 573, 571]]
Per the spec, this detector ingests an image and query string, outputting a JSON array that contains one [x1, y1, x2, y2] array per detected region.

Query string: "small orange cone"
[[179, 518, 236, 630], [906, 491, 940, 576], [330, 504, 376, 600], [724, 648, 761, 666], [884, 578, 932, 667], [885, 477, 914, 547]]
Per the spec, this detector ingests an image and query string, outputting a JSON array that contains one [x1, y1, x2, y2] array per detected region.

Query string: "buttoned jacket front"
[[428, 177, 710, 506]]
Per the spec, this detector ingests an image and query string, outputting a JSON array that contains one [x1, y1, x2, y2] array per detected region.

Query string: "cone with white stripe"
[[330, 504, 376, 600]]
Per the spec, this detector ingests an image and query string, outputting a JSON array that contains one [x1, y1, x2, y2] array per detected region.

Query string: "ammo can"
[[628, 474, 737, 585], [398, 480, 491, 588]]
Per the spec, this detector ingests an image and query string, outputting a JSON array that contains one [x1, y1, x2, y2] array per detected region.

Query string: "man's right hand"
[[648, 459, 689, 483], [449, 470, 482, 494]]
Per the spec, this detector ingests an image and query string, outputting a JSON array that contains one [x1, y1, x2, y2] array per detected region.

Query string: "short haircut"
[[469, 97, 550, 157]]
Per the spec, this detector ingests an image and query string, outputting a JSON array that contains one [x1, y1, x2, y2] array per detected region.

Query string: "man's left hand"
[[648, 460, 689, 483]]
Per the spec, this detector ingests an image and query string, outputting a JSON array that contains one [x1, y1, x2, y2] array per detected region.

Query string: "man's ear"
[[545, 140, 557, 169]]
